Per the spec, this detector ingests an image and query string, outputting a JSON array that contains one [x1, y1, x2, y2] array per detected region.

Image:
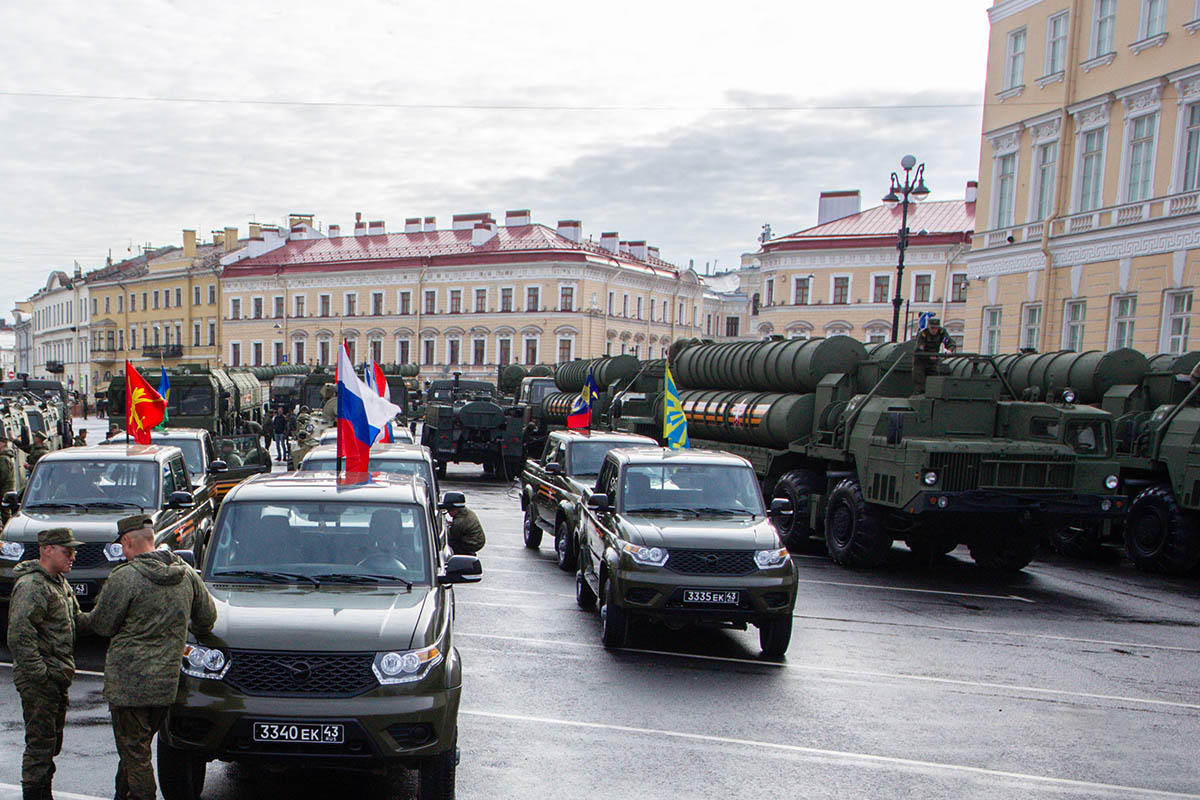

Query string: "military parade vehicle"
[[575, 447, 797, 657], [420, 375, 523, 479], [107, 365, 266, 434], [299, 442, 439, 500], [318, 425, 414, 446], [520, 429, 657, 570], [158, 471, 480, 800], [0, 445, 212, 616]]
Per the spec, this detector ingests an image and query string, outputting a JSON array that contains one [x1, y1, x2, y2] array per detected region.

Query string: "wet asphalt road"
[[1, 421, 1199, 798]]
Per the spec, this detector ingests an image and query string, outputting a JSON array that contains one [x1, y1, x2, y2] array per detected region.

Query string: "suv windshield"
[[25, 460, 158, 509], [301, 457, 433, 487], [155, 438, 204, 478], [569, 442, 647, 476], [207, 501, 431, 585], [620, 464, 764, 515], [1065, 419, 1111, 457]]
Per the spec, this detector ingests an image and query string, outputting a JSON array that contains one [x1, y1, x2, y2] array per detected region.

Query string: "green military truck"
[[420, 376, 523, 479], [107, 366, 265, 434], [632, 337, 1125, 572]]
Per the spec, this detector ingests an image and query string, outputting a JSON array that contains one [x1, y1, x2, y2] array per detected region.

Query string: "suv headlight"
[[181, 644, 229, 679], [373, 645, 443, 685], [922, 470, 938, 486], [1105, 475, 1119, 490], [754, 548, 789, 569], [0, 541, 25, 561], [621, 542, 669, 567], [104, 543, 126, 562]]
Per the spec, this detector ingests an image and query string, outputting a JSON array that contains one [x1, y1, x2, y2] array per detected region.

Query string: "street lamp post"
[[882, 155, 930, 342]]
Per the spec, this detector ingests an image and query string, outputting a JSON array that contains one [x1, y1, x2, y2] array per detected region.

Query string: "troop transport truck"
[[420, 376, 524, 478], [107, 366, 265, 434]]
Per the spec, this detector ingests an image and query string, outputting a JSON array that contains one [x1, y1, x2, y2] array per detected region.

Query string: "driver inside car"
[[360, 509, 417, 573]]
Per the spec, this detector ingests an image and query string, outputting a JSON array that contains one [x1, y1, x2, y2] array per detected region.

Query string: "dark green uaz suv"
[[157, 471, 481, 800]]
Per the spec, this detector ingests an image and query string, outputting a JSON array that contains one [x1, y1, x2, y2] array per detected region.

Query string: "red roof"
[[223, 223, 679, 277], [763, 199, 975, 253]]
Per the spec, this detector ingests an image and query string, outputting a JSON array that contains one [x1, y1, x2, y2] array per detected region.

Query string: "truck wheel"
[[968, 524, 1038, 572], [758, 615, 793, 659], [156, 737, 206, 800], [600, 575, 628, 648], [522, 506, 543, 549], [771, 470, 821, 550], [1125, 485, 1200, 574], [823, 479, 893, 568], [555, 518, 577, 572], [418, 735, 457, 800], [1048, 523, 1103, 560], [576, 556, 596, 610]]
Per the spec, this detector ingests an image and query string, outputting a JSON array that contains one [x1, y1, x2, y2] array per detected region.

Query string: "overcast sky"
[[0, 0, 992, 319]]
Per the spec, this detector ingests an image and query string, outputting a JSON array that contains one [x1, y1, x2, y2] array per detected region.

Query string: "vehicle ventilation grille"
[[666, 549, 756, 576], [224, 650, 377, 698]]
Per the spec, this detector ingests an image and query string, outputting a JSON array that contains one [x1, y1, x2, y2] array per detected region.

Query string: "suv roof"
[[223, 470, 432, 506], [605, 446, 754, 468], [303, 443, 430, 461], [39, 444, 183, 464], [98, 428, 209, 443], [551, 431, 658, 444]]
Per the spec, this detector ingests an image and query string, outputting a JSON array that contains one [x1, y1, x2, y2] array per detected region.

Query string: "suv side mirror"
[[174, 549, 196, 568], [769, 498, 793, 516], [586, 494, 609, 512], [209, 459, 228, 473], [167, 490, 196, 509], [545, 462, 562, 475], [2, 490, 19, 511], [438, 491, 466, 510], [441, 554, 482, 584]]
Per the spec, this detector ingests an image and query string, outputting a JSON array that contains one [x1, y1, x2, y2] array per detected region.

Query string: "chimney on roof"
[[647, 245, 660, 261], [618, 240, 632, 256], [505, 209, 531, 226], [211, 230, 224, 248], [557, 220, 581, 243], [453, 212, 492, 231], [248, 223, 261, 239], [600, 232, 618, 253], [423, 216, 436, 232], [224, 226, 238, 253], [817, 191, 861, 225], [629, 241, 647, 261], [404, 217, 421, 233], [368, 220, 386, 236], [354, 221, 367, 237], [965, 180, 978, 204], [182, 230, 197, 259], [327, 224, 340, 237], [472, 222, 498, 247]]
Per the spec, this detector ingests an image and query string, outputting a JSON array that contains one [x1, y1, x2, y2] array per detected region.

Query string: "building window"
[[422, 339, 435, 366], [475, 288, 487, 313], [832, 277, 849, 305], [1111, 295, 1137, 348], [153, 291, 160, 310], [559, 286, 574, 311], [193, 286, 200, 306], [1125, 113, 1157, 202], [370, 339, 382, 364], [526, 287, 539, 312], [294, 295, 305, 318], [498, 338, 512, 365], [397, 339, 411, 364], [995, 153, 1017, 228], [192, 323, 201, 347], [318, 339, 330, 366], [1046, 11, 1068, 75], [208, 322, 215, 346], [117, 295, 123, 313], [866, 328, 887, 344], [273, 296, 284, 318], [372, 292, 384, 316], [294, 340, 305, 365], [1183, 104, 1200, 192], [319, 294, 331, 317], [251, 297, 263, 319], [174, 288, 182, 307], [423, 290, 436, 315], [914, 275, 932, 303], [449, 290, 462, 314], [557, 338, 573, 363], [1080, 129, 1107, 212], [794, 277, 810, 305], [274, 341, 284, 365], [208, 285, 216, 304], [622, 294, 629, 317], [500, 288, 513, 313], [1032, 141, 1058, 221], [399, 291, 411, 315], [1141, 0, 1167, 37], [636, 297, 644, 319], [872, 275, 890, 304], [252, 342, 263, 366], [230, 342, 241, 367], [607, 292, 614, 315], [1021, 304, 1042, 350], [230, 298, 241, 319], [472, 338, 486, 365], [725, 317, 740, 337], [951, 274, 968, 303], [1063, 300, 1087, 351], [764, 279, 774, 307], [344, 293, 357, 317], [1005, 28, 1026, 89], [982, 308, 1003, 354], [345, 340, 356, 364], [1093, 0, 1116, 56], [447, 339, 460, 365], [1165, 291, 1192, 353], [524, 338, 539, 365]]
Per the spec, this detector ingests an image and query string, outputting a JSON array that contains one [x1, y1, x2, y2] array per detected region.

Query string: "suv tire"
[[555, 518, 576, 571], [576, 557, 596, 610], [759, 615, 792, 659], [1125, 485, 1200, 574], [522, 506, 542, 549], [418, 734, 457, 800], [156, 737, 205, 800], [824, 479, 892, 568], [600, 575, 628, 649]]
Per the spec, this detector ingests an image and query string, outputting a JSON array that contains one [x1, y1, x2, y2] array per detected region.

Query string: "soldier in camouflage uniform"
[[911, 316, 957, 394], [71, 429, 87, 447], [19, 432, 50, 475], [79, 515, 217, 800], [442, 495, 486, 555], [7, 527, 83, 800], [0, 434, 16, 525]]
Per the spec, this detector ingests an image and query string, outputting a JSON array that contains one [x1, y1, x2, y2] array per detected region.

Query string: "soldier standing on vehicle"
[[79, 515, 217, 800], [911, 316, 957, 394], [442, 495, 486, 555], [19, 432, 50, 474], [72, 429, 88, 447], [7, 527, 83, 800]]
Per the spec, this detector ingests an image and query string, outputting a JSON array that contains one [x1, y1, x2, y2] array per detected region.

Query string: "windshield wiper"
[[88, 501, 146, 509], [24, 502, 88, 510], [692, 507, 757, 517], [312, 572, 414, 589], [211, 569, 320, 587], [625, 507, 700, 515]]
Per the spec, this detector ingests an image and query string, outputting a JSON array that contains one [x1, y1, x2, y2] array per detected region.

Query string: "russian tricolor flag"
[[337, 342, 403, 485], [364, 360, 393, 444]]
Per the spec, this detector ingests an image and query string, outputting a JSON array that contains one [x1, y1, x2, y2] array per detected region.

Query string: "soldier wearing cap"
[[80, 515, 216, 800], [912, 316, 957, 394], [7, 528, 84, 800], [18, 432, 50, 474], [0, 433, 15, 523], [71, 429, 88, 448], [442, 494, 486, 555], [104, 422, 121, 443]]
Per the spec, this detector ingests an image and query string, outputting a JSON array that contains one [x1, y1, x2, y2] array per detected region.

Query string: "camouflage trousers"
[[17, 681, 68, 788], [110, 705, 168, 800], [912, 357, 942, 394]]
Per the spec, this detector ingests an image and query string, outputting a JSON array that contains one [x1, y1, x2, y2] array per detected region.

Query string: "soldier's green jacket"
[[24, 444, 49, 468], [79, 551, 217, 707], [448, 509, 486, 554], [6, 561, 80, 691], [0, 451, 14, 494]]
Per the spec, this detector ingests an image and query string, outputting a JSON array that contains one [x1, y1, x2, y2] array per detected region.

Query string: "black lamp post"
[[882, 155, 931, 342]]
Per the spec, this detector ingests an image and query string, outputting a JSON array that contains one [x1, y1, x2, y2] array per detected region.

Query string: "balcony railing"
[[142, 344, 183, 359], [91, 347, 118, 363]]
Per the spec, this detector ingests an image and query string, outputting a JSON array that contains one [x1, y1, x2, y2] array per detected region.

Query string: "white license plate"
[[683, 589, 740, 605], [252, 722, 344, 744], [69, 583, 88, 596]]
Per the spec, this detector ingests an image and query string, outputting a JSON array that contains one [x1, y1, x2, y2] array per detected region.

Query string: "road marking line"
[[471, 585, 574, 598], [482, 553, 559, 563], [479, 566, 558, 575], [460, 709, 1200, 798], [0, 782, 104, 800], [0, 663, 104, 677], [453, 632, 1200, 711], [794, 577, 1034, 603]]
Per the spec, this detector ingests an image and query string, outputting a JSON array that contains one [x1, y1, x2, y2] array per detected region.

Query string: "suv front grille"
[[224, 650, 377, 698], [24, 543, 113, 570], [666, 549, 756, 576]]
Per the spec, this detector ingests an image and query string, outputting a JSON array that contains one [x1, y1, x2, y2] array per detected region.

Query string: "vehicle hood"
[[617, 515, 781, 549], [202, 583, 433, 651], [3, 511, 142, 543]]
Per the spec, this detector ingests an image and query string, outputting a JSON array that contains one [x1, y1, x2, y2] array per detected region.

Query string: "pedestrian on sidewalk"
[[272, 408, 288, 461], [7, 527, 84, 800], [79, 515, 217, 800]]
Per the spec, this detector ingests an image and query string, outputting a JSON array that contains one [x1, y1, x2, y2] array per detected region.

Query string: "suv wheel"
[[156, 737, 205, 800], [418, 735, 457, 800], [600, 576, 628, 649], [576, 557, 596, 610], [759, 615, 793, 659], [523, 506, 543, 549], [555, 518, 576, 571]]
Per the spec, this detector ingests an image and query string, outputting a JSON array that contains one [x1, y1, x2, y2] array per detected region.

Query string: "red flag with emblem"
[[125, 360, 166, 445]]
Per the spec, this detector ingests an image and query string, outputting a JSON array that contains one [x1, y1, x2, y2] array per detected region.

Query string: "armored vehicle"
[[520, 430, 657, 570], [157, 472, 480, 800], [513, 376, 559, 458], [575, 447, 797, 657], [0, 445, 212, 613], [107, 366, 264, 435], [420, 376, 523, 478], [638, 337, 1125, 572]]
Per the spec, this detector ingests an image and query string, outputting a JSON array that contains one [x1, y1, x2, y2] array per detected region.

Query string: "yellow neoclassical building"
[[966, 0, 1200, 355]]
